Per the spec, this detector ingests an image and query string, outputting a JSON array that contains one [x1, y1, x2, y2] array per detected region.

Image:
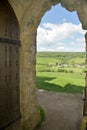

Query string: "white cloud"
[[56, 46, 65, 50], [76, 37, 85, 44], [37, 22, 86, 52], [62, 19, 66, 22]]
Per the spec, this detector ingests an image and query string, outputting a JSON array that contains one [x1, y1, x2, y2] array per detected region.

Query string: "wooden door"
[[0, 1, 21, 129]]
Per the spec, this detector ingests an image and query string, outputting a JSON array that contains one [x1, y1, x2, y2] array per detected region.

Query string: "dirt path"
[[36, 90, 83, 130]]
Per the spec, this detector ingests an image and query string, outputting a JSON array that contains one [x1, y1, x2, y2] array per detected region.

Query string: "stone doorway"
[[36, 3, 87, 130], [0, 0, 87, 130]]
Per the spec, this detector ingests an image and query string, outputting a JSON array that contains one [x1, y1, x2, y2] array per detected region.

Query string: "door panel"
[[0, 40, 21, 129], [0, 0, 21, 129]]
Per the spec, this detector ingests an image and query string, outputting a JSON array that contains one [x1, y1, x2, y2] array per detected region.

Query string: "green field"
[[36, 52, 86, 93]]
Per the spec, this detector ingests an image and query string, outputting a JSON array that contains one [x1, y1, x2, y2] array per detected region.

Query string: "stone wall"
[[5, 0, 87, 130]]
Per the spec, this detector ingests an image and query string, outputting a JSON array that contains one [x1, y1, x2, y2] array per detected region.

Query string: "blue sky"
[[37, 4, 86, 52]]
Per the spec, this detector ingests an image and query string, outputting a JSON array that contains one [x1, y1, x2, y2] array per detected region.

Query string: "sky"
[[37, 4, 87, 52]]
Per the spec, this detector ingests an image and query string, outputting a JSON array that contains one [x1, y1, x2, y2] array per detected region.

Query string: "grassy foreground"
[[36, 72, 85, 93]]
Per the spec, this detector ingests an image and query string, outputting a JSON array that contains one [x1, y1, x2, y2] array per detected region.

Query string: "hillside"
[[36, 52, 86, 93]]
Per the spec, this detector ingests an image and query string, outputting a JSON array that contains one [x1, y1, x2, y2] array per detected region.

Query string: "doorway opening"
[[36, 3, 86, 130]]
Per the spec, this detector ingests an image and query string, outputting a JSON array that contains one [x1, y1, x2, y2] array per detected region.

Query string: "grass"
[[36, 52, 86, 93], [36, 72, 85, 93], [39, 107, 45, 122], [34, 106, 45, 129]]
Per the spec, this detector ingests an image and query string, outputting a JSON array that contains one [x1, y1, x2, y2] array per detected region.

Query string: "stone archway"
[[1, 0, 87, 130], [36, 3, 87, 130]]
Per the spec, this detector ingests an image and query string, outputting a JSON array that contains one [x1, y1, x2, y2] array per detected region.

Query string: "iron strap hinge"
[[0, 114, 21, 130], [0, 37, 21, 46]]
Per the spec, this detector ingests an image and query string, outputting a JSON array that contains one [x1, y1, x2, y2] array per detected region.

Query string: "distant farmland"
[[36, 52, 86, 93]]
